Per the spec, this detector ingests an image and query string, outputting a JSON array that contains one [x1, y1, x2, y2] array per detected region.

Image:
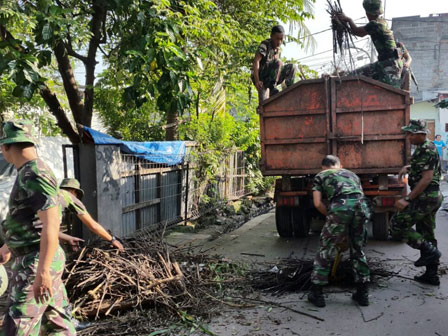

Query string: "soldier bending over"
[[308, 155, 371, 307]]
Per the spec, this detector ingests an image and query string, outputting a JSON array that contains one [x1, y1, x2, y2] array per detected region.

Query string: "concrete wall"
[[392, 14, 448, 101], [78, 144, 122, 239]]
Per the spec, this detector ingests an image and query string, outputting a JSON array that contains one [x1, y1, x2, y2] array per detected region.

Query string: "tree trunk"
[[165, 110, 178, 140]]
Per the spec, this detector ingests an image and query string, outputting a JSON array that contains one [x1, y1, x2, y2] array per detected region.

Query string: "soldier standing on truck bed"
[[337, 0, 403, 89], [391, 119, 443, 285], [308, 155, 371, 308], [252, 25, 297, 103]]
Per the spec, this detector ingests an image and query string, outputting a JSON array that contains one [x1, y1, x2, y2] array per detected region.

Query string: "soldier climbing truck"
[[258, 75, 411, 240]]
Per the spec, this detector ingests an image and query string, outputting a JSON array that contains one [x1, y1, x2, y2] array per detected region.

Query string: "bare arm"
[[34, 206, 60, 302], [0, 244, 11, 264], [338, 14, 368, 37], [58, 232, 84, 252], [252, 53, 264, 90], [403, 50, 412, 68], [313, 191, 327, 216], [78, 213, 124, 251]]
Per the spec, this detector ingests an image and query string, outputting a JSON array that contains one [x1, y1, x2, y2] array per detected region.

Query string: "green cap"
[[60, 178, 84, 199], [401, 119, 428, 134], [0, 120, 37, 145], [363, 0, 383, 15]]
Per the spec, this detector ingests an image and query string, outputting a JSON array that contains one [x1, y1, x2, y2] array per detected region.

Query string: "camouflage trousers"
[[349, 57, 403, 89], [390, 191, 443, 249], [252, 60, 297, 102], [1, 246, 76, 336], [311, 199, 371, 286]]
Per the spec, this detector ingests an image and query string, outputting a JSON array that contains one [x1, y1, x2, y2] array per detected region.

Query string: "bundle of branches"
[[64, 238, 246, 321], [250, 257, 407, 295], [250, 259, 314, 294], [326, 0, 355, 55]]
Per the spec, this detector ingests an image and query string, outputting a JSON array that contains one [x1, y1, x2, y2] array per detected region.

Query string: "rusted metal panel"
[[259, 75, 410, 176]]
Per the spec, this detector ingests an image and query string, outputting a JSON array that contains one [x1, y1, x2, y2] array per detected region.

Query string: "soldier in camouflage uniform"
[[57, 178, 124, 252], [338, 0, 403, 88], [0, 121, 76, 335], [252, 25, 298, 103], [390, 120, 443, 285], [308, 155, 371, 308], [396, 40, 412, 90]]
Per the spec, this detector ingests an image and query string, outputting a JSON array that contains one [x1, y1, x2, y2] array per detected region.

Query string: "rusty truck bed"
[[259, 76, 411, 176]]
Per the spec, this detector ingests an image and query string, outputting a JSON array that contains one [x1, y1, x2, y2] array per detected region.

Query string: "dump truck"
[[258, 76, 411, 240]]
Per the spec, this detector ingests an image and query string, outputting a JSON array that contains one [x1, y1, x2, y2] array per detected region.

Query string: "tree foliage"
[[0, 0, 314, 143]]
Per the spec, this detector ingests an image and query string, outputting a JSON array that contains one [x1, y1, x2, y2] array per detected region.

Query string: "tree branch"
[[53, 41, 85, 125], [0, 24, 80, 143], [65, 32, 89, 63], [40, 86, 80, 143], [83, 0, 107, 126]]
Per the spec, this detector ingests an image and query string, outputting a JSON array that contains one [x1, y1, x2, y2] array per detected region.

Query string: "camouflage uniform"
[[252, 39, 297, 100], [311, 169, 371, 285], [58, 189, 87, 234], [0, 121, 75, 336], [349, 0, 402, 88], [350, 18, 402, 88], [390, 138, 443, 249]]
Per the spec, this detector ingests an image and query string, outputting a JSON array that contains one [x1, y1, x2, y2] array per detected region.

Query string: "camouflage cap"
[[401, 119, 429, 134], [0, 120, 37, 145], [60, 178, 84, 199], [363, 0, 383, 15]]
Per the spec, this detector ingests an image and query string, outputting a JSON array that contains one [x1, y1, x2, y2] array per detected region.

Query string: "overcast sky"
[[283, 0, 448, 72]]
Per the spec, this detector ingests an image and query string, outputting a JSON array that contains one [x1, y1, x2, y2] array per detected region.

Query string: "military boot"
[[308, 285, 326, 307], [414, 264, 440, 286], [414, 242, 441, 267], [352, 283, 369, 306]]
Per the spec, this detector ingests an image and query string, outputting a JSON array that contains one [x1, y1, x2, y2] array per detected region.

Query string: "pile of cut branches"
[[250, 257, 412, 295], [64, 237, 247, 322]]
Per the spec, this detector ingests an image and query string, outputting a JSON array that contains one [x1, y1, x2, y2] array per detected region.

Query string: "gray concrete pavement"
[[168, 182, 448, 336]]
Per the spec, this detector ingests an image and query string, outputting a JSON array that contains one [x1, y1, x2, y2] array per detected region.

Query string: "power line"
[[296, 38, 369, 61], [295, 17, 366, 40]]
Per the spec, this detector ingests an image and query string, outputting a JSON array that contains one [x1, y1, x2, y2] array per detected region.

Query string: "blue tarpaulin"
[[84, 127, 186, 165]]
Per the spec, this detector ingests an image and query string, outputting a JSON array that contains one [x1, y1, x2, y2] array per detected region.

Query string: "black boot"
[[414, 264, 440, 286], [352, 283, 369, 306], [308, 285, 326, 307], [414, 242, 441, 267]]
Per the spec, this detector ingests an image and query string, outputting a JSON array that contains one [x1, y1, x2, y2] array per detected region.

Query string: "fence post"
[[184, 163, 190, 226]]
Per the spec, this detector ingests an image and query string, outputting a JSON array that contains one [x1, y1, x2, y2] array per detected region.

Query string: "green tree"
[[0, 0, 315, 142]]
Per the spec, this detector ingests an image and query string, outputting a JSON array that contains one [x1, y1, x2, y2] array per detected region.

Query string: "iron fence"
[[118, 150, 247, 236]]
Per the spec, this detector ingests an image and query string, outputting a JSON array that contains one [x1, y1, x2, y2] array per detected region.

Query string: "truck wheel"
[[293, 208, 310, 238], [372, 212, 389, 241], [275, 206, 294, 237]]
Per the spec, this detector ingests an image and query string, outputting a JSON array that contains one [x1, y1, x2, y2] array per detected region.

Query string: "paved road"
[[177, 182, 448, 336]]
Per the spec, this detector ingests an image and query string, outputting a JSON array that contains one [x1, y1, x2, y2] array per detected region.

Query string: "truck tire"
[[275, 206, 294, 238], [372, 212, 389, 241], [292, 207, 310, 238]]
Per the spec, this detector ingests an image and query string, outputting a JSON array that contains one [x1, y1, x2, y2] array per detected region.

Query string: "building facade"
[[392, 13, 448, 159]]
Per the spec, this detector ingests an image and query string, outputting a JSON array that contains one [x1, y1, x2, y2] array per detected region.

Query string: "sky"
[[283, 0, 448, 73]]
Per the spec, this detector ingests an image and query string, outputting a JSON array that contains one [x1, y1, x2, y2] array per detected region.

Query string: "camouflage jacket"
[[365, 18, 397, 61], [1, 159, 59, 250], [409, 139, 441, 190], [256, 39, 280, 72], [313, 168, 364, 205], [58, 189, 87, 233]]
